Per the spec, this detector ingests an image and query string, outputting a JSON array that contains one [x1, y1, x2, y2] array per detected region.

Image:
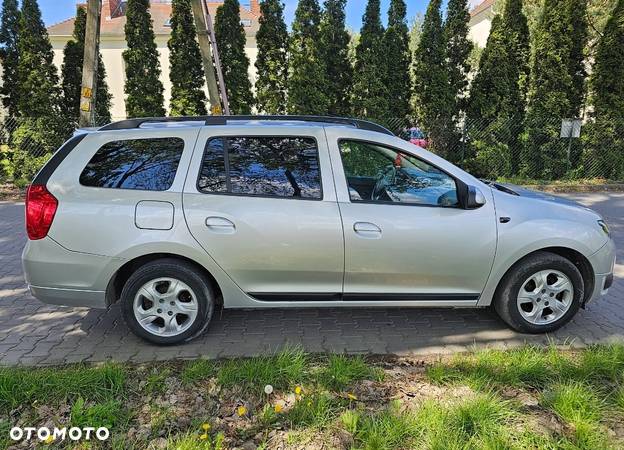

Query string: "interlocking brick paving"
[[0, 192, 622, 366]]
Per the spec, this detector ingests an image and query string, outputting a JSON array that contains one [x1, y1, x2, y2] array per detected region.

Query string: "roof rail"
[[98, 115, 394, 135]]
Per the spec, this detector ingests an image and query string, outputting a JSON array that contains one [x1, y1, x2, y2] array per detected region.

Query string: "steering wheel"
[[371, 169, 393, 201]]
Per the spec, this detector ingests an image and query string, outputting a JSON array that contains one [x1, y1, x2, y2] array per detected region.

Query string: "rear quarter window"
[[80, 137, 184, 191]]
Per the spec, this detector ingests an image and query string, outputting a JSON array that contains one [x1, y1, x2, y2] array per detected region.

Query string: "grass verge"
[[1, 345, 623, 449]]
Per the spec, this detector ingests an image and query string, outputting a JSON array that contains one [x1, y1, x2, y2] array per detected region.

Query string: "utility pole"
[[190, 0, 229, 115], [78, 0, 102, 127]]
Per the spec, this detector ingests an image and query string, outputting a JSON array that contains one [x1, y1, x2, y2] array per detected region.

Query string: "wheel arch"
[[105, 253, 224, 308], [494, 246, 595, 306]]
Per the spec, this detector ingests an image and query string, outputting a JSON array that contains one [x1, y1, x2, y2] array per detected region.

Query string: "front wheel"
[[120, 259, 214, 345], [493, 252, 584, 333]]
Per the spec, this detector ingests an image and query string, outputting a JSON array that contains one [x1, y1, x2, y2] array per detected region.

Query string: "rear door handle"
[[205, 217, 236, 234], [353, 221, 382, 238]]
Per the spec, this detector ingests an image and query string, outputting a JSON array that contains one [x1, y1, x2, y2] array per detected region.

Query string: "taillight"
[[25, 184, 58, 240]]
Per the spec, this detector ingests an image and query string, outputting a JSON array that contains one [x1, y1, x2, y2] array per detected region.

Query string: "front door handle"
[[205, 216, 236, 234], [353, 221, 382, 239]]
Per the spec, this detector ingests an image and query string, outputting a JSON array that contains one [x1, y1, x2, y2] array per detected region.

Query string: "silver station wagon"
[[22, 116, 616, 344]]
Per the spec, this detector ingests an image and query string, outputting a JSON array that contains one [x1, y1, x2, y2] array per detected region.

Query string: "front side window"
[[198, 136, 322, 199], [80, 137, 184, 191], [339, 140, 458, 207]]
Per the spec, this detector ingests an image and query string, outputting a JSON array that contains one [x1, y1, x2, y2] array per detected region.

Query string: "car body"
[[22, 116, 616, 344]]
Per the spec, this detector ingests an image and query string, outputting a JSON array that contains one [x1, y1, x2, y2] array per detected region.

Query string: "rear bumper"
[[586, 238, 617, 304], [22, 236, 120, 309], [28, 285, 106, 308]]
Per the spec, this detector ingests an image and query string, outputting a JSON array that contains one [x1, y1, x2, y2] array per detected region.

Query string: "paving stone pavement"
[[0, 192, 622, 366]]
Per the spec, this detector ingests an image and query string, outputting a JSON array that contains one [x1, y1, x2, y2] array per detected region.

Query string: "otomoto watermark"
[[9, 426, 110, 443]]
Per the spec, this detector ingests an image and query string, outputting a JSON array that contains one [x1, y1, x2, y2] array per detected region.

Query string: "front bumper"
[[586, 238, 617, 305]]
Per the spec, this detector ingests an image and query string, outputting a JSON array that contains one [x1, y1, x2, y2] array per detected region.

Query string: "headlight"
[[598, 220, 610, 237]]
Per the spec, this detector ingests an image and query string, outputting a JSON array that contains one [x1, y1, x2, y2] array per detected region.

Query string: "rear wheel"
[[121, 259, 214, 345], [494, 252, 584, 333]]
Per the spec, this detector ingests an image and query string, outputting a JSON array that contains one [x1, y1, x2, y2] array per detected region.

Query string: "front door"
[[328, 133, 497, 302], [182, 127, 344, 299]]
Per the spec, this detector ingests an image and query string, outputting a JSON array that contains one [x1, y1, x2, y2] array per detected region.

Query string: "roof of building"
[[47, 0, 259, 38], [470, 0, 496, 17]]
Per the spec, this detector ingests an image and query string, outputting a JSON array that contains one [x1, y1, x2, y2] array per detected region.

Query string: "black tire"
[[493, 251, 584, 334], [120, 258, 214, 345]]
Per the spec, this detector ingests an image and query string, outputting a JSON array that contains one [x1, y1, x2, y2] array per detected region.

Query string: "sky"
[[37, 0, 484, 31]]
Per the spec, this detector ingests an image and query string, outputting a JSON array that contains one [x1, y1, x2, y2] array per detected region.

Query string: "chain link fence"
[[373, 115, 624, 183], [1, 113, 623, 187]]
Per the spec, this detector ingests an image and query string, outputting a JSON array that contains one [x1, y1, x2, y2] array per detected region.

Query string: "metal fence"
[[1, 113, 623, 187]]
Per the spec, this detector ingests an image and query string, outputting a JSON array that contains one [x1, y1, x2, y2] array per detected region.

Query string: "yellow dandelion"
[[294, 386, 302, 395], [199, 433, 209, 440], [274, 403, 283, 413], [44, 435, 54, 444], [347, 393, 357, 401], [201, 423, 211, 431], [237, 405, 248, 416]]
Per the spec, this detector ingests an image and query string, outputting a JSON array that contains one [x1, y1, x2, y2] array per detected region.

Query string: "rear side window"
[[198, 136, 322, 199], [80, 137, 184, 191]]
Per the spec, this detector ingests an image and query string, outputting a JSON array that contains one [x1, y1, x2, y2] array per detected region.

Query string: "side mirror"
[[457, 180, 486, 209], [466, 185, 487, 209]]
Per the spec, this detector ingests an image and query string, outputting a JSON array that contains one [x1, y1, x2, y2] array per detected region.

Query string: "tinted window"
[[339, 140, 458, 207], [198, 137, 322, 199], [80, 138, 184, 191]]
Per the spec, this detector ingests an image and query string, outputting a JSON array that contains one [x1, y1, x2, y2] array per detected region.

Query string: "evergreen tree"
[[567, 0, 588, 118], [584, 0, 624, 178], [286, 0, 329, 114], [255, 0, 288, 114], [168, 0, 207, 116], [60, 6, 112, 125], [443, 0, 472, 118], [17, 0, 60, 119], [466, 0, 529, 177], [351, 0, 389, 122], [319, 0, 352, 116], [412, 0, 454, 156], [123, 0, 165, 117], [0, 0, 20, 119], [215, 0, 254, 114], [383, 0, 411, 122], [13, 0, 64, 183], [523, 0, 575, 178]]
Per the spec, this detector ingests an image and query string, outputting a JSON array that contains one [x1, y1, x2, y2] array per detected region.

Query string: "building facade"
[[468, 0, 497, 48], [47, 0, 260, 120]]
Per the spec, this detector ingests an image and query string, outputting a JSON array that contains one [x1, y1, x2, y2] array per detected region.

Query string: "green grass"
[[418, 394, 515, 450], [143, 366, 172, 395], [70, 396, 128, 429], [543, 381, 604, 424], [181, 359, 216, 385], [162, 431, 225, 450], [217, 346, 308, 394], [286, 392, 342, 428], [0, 363, 126, 412], [2, 345, 623, 449], [350, 402, 421, 450], [426, 344, 624, 390], [316, 354, 382, 391]]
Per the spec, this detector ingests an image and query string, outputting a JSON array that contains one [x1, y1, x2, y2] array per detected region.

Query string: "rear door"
[[182, 126, 344, 299]]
